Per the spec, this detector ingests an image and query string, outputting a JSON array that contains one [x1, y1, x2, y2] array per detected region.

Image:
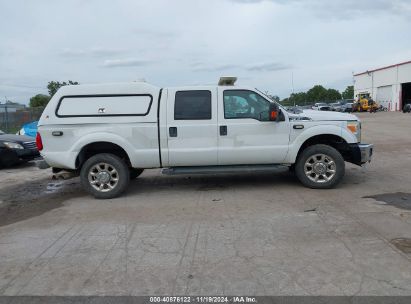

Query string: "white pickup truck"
[[37, 77, 373, 199]]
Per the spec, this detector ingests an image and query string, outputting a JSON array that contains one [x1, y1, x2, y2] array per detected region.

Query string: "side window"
[[224, 90, 270, 121], [174, 90, 211, 120]]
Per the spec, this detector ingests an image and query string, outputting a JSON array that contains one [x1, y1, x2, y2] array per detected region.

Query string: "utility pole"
[[292, 71, 295, 107], [4, 96, 9, 133]]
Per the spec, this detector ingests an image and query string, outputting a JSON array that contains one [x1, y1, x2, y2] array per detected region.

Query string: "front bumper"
[[348, 143, 373, 165], [15, 148, 40, 160]]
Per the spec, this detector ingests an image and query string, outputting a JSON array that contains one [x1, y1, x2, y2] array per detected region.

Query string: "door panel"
[[217, 88, 290, 165], [166, 88, 218, 166]]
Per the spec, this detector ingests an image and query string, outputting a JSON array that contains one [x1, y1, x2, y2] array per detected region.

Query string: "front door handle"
[[169, 127, 177, 137], [220, 125, 227, 136]]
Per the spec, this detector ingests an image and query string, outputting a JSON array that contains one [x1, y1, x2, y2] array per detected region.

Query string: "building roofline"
[[354, 60, 411, 76]]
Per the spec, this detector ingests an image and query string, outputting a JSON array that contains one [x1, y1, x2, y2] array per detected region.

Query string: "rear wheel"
[[295, 144, 345, 189], [80, 153, 130, 199]]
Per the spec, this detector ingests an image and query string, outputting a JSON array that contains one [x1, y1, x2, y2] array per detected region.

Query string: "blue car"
[[18, 121, 38, 137]]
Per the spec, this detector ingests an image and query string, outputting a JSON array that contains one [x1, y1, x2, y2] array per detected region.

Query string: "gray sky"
[[1, 0, 411, 104]]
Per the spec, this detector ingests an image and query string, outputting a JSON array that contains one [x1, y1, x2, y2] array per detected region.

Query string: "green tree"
[[326, 88, 342, 101], [281, 84, 345, 106], [47, 80, 79, 97], [281, 92, 308, 106], [306, 85, 328, 102], [268, 94, 280, 103], [342, 85, 354, 99], [29, 94, 51, 107]]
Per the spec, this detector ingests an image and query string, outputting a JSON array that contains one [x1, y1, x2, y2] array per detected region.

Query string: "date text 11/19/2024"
[[149, 297, 257, 303]]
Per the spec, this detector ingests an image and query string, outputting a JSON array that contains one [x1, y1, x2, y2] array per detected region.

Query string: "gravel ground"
[[0, 112, 411, 295]]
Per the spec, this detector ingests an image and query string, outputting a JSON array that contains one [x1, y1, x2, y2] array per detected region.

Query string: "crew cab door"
[[217, 88, 290, 165], [166, 88, 218, 166]]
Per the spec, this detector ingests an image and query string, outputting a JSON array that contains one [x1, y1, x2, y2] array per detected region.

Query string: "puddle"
[[45, 182, 64, 193], [391, 238, 411, 254], [364, 192, 411, 210], [0, 177, 85, 227]]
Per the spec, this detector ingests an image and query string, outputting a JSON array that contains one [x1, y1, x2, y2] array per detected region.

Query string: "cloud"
[[133, 29, 178, 39], [192, 62, 292, 72], [229, 0, 411, 18], [1, 0, 411, 104], [61, 47, 125, 57], [102, 58, 151, 68], [246, 62, 292, 72], [192, 64, 241, 72]]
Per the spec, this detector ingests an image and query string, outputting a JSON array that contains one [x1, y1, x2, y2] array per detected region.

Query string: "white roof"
[[57, 82, 160, 96]]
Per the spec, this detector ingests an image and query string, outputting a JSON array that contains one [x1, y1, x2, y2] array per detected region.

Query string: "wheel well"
[[296, 134, 352, 162], [76, 142, 131, 169]]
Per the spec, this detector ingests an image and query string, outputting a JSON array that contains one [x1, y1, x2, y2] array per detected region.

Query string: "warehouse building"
[[353, 60, 411, 111]]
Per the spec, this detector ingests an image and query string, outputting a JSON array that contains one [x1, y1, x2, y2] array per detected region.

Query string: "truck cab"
[[37, 77, 373, 199], [163, 86, 288, 167]]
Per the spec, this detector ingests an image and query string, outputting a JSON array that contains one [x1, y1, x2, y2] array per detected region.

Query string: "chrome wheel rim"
[[88, 162, 119, 192], [304, 154, 336, 183]]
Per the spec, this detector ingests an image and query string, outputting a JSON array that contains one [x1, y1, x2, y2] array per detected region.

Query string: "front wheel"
[[295, 144, 345, 189], [80, 153, 130, 199]]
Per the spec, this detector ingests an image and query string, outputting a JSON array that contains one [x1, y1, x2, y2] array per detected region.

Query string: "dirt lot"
[[0, 112, 411, 295]]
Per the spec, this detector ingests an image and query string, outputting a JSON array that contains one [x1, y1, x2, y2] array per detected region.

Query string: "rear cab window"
[[174, 90, 212, 120]]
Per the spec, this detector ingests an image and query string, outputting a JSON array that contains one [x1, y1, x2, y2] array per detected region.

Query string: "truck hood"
[[289, 109, 358, 121]]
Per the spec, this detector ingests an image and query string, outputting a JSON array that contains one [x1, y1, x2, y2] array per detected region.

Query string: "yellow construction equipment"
[[354, 93, 379, 112]]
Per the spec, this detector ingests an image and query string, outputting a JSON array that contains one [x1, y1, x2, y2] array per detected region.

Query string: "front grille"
[[23, 141, 37, 150]]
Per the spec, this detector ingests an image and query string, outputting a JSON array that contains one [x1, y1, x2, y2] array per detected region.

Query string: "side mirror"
[[269, 104, 279, 121]]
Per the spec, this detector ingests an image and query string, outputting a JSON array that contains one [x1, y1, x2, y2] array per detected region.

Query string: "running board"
[[162, 165, 287, 175]]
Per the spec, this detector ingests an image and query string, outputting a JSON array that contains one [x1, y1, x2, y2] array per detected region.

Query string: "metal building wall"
[[354, 62, 411, 111]]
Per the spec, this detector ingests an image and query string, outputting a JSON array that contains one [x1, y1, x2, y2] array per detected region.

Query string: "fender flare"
[[286, 124, 357, 163], [70, 132, 135, 168]]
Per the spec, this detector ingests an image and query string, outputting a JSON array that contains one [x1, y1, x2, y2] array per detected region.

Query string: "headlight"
[[3, 142, 24, 149], [347, 121, 361, 142]]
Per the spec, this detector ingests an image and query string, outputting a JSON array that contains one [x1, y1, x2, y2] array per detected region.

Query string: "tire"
[[80, 153, 130, 199], [130, 168, 144, 179], [295, 144, 345, 189]]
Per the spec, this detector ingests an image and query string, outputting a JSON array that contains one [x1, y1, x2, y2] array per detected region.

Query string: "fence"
[[0, 106, 45, 134]]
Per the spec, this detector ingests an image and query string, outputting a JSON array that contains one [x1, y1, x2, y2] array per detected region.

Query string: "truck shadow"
[[127, 168, 300, 195]]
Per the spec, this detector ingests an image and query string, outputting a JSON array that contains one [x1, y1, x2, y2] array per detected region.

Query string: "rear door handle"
[[220, 125, 227, 136], [169, 127, 177, 137], [52, 131, 63, 136]]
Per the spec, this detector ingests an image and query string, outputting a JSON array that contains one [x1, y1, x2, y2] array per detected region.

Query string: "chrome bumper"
[[358, 143, 373, 164], [348, 143, 373, 166]]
